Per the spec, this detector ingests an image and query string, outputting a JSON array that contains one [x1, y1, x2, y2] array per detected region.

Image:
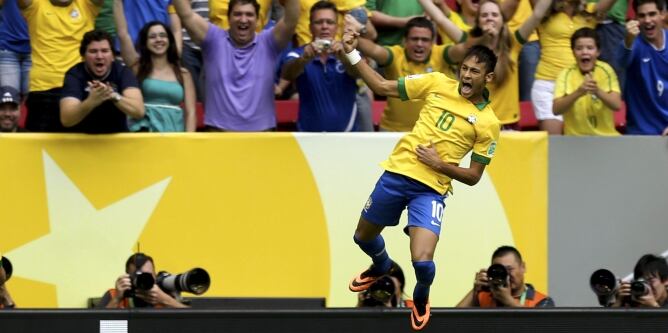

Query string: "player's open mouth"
[[461, 83, 473, 94]]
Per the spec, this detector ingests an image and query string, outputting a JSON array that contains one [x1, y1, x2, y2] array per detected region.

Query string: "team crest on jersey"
[[487, 141, 497, 156], [364, 197, 373, 212], [70, 9, 80, 19]]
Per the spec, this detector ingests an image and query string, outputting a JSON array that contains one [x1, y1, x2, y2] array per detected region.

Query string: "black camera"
[[156, 268, 210, 295], [1, 257, 12, 281], [123, 271, 155, 299], [630, 278, 651, 298], [487, 264, 508, 288], [589, 269, 619, 306], [360, 275, 397, 307]]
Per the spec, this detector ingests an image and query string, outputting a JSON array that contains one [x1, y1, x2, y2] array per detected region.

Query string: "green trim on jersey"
[[444, 45, 456, 65], [398, 77, 409, 101], [380, 46, 394, 68], [472, 152, 491, 165], [459, 31, 468, 43]]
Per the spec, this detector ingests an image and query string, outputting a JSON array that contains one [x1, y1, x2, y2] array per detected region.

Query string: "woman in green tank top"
[[114, 0, 197, 132]]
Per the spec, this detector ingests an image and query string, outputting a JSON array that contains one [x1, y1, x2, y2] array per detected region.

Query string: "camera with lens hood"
[[156, 268, 211, 295]]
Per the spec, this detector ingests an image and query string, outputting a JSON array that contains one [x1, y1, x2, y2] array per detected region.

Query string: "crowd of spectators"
[[0, 0, 665, 134]]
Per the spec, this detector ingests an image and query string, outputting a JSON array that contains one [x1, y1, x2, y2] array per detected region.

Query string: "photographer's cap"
[[0, 86, 19, 107]]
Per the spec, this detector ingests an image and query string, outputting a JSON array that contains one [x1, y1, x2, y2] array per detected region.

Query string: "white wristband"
[[345, 49, 362, 66]]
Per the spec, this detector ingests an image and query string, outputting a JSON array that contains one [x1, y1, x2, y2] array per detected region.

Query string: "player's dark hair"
[[463, 45, 497, 74]]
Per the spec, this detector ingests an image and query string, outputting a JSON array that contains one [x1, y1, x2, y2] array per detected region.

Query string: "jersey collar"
[[458, 84, 491, 110]]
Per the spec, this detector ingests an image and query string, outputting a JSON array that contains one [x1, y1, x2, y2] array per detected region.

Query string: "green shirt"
[[365, 0, 423, 46], [94, 0, 116, 37]]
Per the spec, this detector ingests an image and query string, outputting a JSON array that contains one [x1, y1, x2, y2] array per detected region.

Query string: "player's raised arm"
[[342, 30, 399, 98]]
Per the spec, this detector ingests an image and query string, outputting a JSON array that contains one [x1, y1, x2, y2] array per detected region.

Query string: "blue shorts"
[[361, 171, 447, 236]]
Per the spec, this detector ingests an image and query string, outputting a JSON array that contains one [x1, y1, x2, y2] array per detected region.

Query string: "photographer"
[[457, 246, 554, 308], [0, 256, 15, 309], [98, 253, 188, 309], [611, 254, 668, 308], [357, 262, 408, 308]]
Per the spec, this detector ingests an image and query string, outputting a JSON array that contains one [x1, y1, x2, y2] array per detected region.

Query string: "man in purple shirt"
[[172, 0, 299, 131]]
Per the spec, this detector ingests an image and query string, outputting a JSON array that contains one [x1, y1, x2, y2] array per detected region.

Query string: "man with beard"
[[343, 27, 500, 330], [619, 0, 668, 135], [60, 30, 144, 133], [172, 0, 299, 131], [0, 86, 25, 132]]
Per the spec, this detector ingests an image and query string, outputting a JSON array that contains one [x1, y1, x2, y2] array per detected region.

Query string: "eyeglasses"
[[148, 32, 168, 39]]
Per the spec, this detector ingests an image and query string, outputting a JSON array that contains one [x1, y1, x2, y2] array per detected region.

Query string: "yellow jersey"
[[380, 44, 453, 132], [553, 61, 621, 136], [210, 0, 271, 31], [505, 0, 538, 42], [485, 30, 523, 125], [535, 12, 596, 80], [22, 0, 100, 91], [295, 0, 368, 46], [440, 11, 470, 45], [382, 72, 501, 194]]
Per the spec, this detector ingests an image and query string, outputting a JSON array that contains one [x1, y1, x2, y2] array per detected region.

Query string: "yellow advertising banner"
[[0, 132, 546, 308]]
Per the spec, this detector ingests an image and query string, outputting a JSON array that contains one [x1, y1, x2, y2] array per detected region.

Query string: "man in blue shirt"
[[619, 0, 668, 135], [280, 0, 358, 132]]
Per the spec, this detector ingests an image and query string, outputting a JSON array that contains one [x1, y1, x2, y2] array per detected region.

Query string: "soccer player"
[[342, 30, 500, 330]]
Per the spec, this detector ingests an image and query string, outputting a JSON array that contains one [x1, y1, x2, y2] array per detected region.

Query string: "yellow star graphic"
[[5, 151, 171, 307]]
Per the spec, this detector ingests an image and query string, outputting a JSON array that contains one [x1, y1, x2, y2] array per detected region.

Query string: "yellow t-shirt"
[[486, 30, 523, 125], [382, 72, 500, 195], [295, 0, 368, 46], [553, 61, 621, 136], [505, 0, 538, 42], [22, 0, 100, 92], [535, 12, 596, 81], [210, 0, 271, 31], [440, 11, 470, 45], [380, 44, 453, 132]]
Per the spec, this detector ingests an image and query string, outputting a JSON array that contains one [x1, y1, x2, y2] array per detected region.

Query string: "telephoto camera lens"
[[589, 269, 618, 306], [487, 264, 508, 287], [1, 257, 12, 281], [157, 268, 211, 295]]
